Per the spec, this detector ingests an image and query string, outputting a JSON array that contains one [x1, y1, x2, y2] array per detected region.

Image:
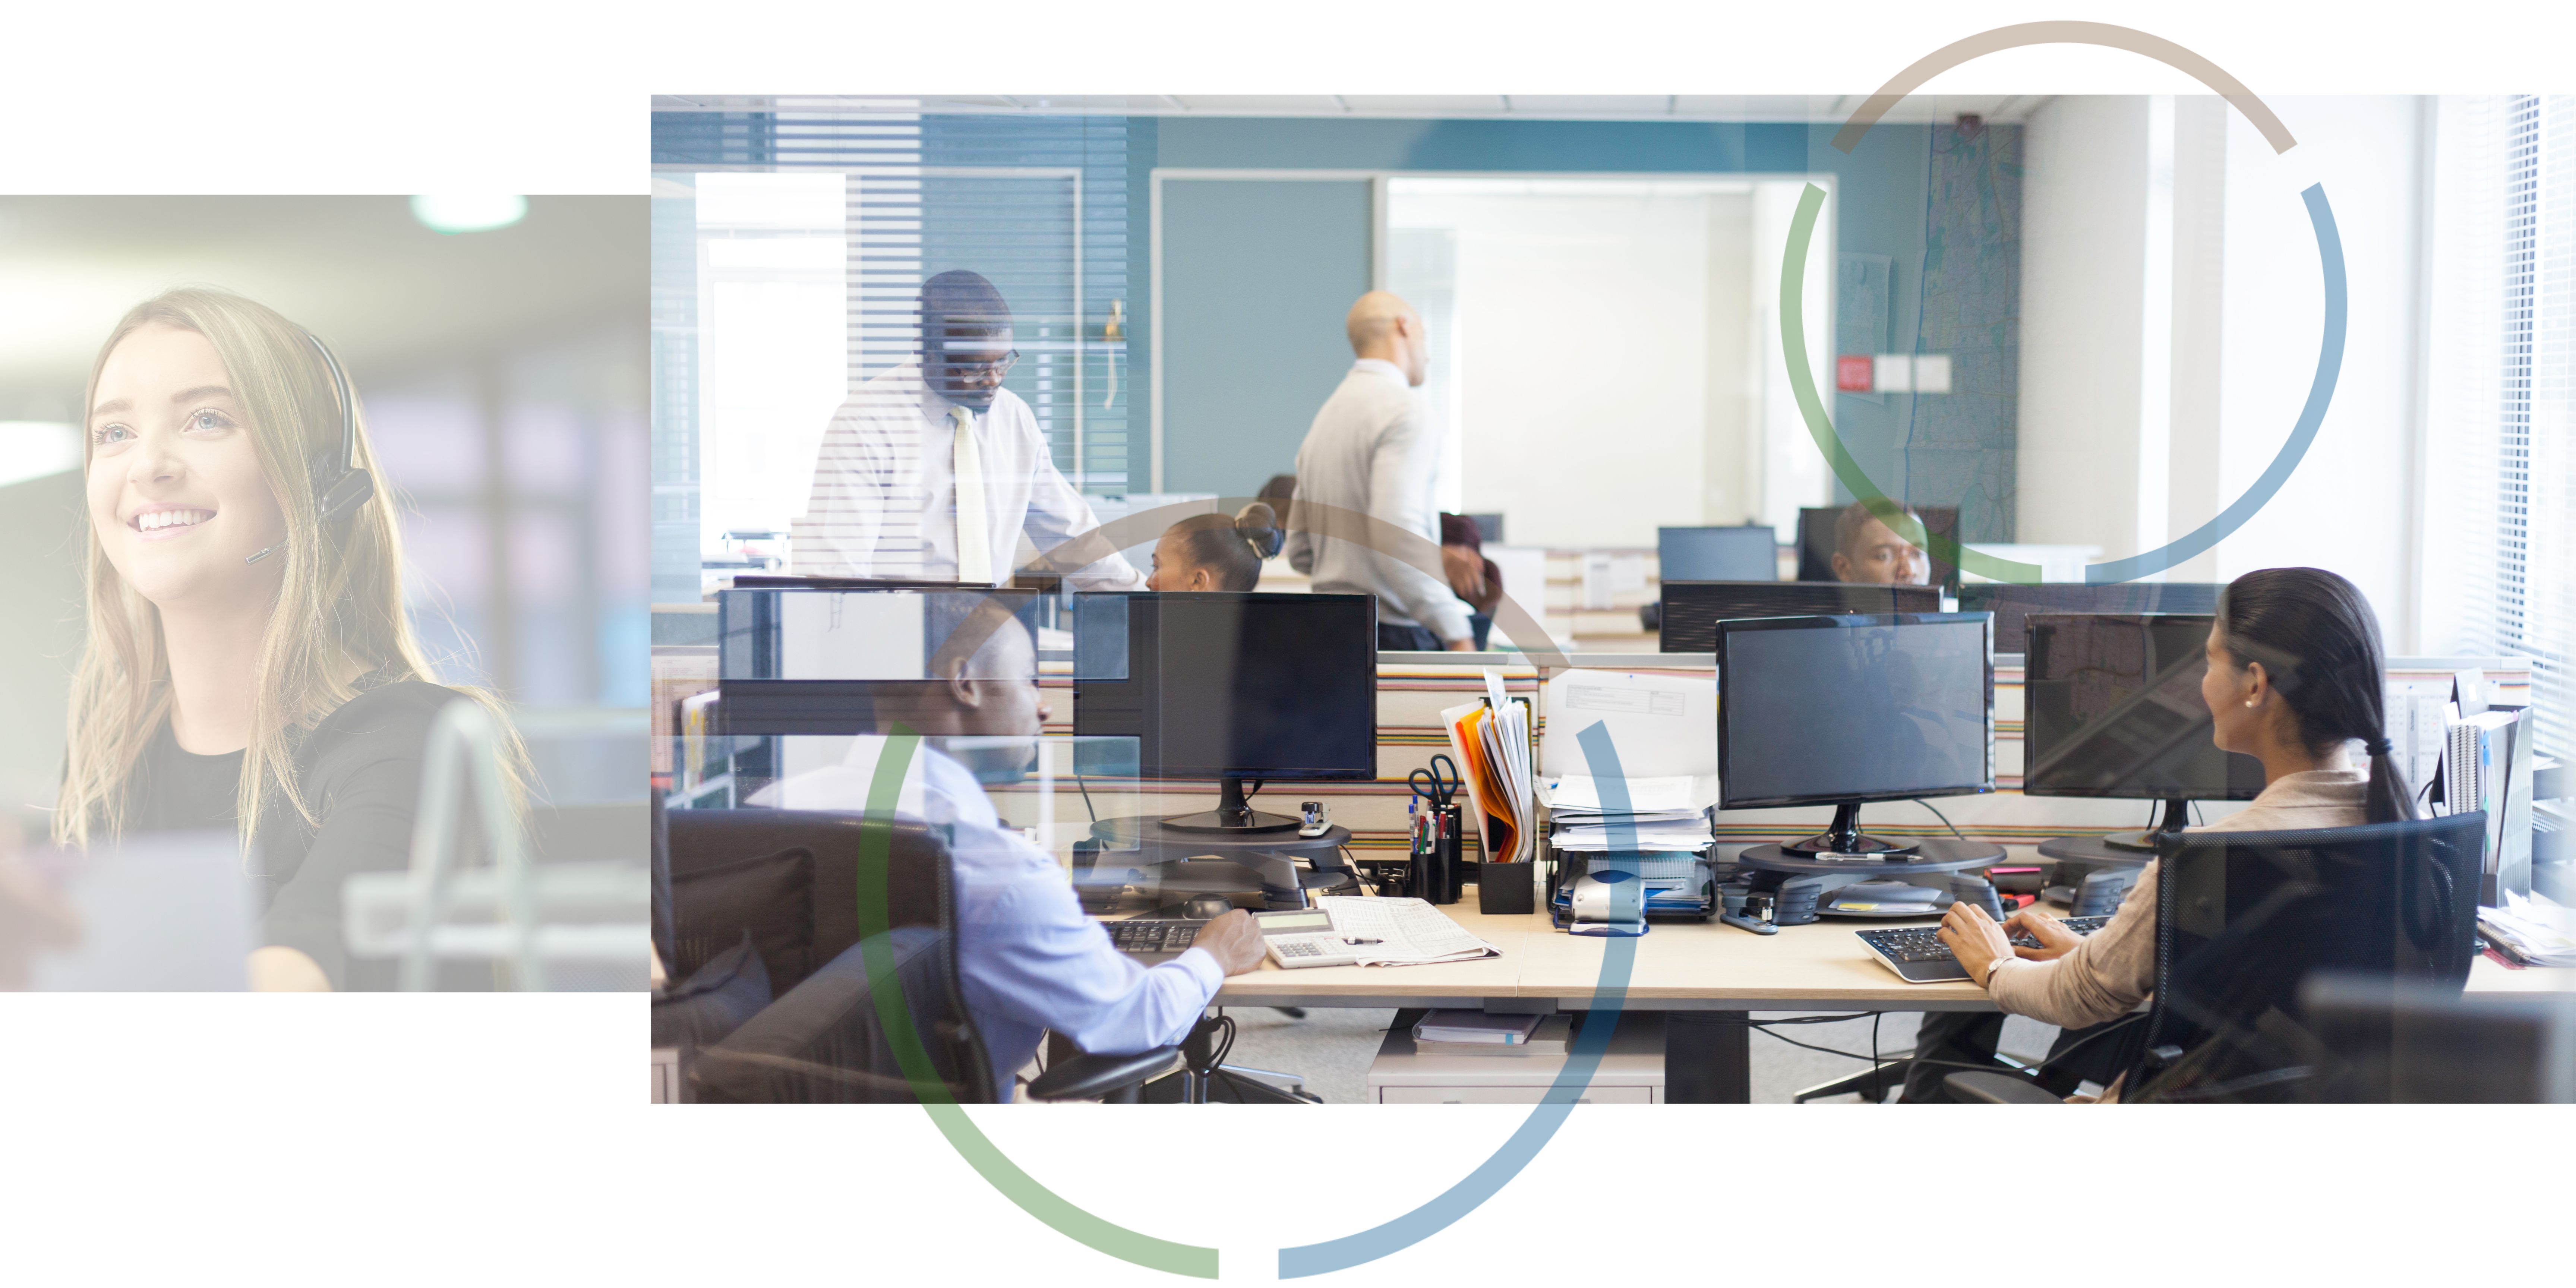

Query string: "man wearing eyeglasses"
[[795, 269, 1146, 590]]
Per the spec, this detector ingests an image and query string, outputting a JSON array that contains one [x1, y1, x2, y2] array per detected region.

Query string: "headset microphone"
[[246, 332, 373, 565]]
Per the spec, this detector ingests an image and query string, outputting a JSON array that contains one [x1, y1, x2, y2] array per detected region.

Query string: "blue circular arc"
[[1277, 721, 1642, 1279]]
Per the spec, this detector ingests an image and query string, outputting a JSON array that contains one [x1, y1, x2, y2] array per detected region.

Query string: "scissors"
[[1409, 754, 1461, 809]]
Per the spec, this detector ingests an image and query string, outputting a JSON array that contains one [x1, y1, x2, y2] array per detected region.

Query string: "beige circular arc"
[[1830, 20, 2299, 156]]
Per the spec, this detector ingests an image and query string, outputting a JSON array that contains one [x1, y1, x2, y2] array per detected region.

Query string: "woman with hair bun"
[[1929, 566, 2411, 1101], [1144, 502, 1282, 592], [56, 287, 525, 992]]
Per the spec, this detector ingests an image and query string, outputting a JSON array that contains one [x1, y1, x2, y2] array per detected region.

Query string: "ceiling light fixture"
[[0, 421, 82, 489], [410, 194, 528, 234]]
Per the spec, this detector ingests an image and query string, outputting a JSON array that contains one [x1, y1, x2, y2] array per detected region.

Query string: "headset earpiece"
[[246, 332, 371, 565]]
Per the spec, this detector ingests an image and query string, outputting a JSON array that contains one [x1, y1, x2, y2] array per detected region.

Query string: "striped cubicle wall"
[[1044, 653, 2534, 870]]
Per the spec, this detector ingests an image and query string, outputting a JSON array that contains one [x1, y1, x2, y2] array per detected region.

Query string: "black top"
[[123, 681, 464, 990]]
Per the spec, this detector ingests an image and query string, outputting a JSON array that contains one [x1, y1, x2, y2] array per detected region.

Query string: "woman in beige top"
[[1936, 567, 2421, 1098]]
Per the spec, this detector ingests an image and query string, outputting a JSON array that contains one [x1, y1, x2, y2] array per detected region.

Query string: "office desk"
[[1208, 894, 2575, 1102]]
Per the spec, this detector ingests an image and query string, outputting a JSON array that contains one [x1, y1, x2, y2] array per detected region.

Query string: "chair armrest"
[[1025, 1047, 1183, 1102], [1943, 1070, 2067, 1104]]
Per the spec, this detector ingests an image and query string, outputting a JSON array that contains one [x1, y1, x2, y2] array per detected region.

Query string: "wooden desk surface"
[[1208, 899, 2576, 1010]]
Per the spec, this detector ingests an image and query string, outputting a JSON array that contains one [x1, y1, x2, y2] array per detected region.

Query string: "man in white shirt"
[[1282, 291, 1475, 651], [794, 270, 1145, 590]]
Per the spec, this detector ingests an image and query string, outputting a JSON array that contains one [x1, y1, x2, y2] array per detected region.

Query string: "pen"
[[1343, 938, 1382, 946]]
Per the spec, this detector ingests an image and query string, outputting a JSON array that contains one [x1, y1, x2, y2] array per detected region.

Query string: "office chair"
[[1945, 813, 2485, 1104], [656, 807, 1183, 1103]]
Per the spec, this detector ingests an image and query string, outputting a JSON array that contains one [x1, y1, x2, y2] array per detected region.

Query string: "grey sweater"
[[1280, 362, 1474, 644]]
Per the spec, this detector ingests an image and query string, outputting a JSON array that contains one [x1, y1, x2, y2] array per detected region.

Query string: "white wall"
[[2017, 95, 2153, 563], [1385, 178, 1827, 550], [2207, 97, 2428, 647], [2016, 96, 2431, 644], [1419, 187, 1715, 548]]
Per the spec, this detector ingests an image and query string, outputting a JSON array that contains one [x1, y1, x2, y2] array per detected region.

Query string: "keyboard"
[[1857, 916, 2113, 984], [1104, 918, 1202, 955]]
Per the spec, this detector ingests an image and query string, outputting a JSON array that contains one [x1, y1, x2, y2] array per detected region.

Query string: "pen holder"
[[1430, 803, 1464, 905], [1476, 862, 1535, 915]]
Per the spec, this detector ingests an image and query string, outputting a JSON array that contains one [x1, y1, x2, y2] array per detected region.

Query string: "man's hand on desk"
[[1936, 902, 2012, 987], [2003, 908, 2083, 961], [1191, 910, 1267, 975], [1445, 640, 1475, 652]]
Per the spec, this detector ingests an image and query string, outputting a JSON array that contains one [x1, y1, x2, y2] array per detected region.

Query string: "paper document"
[[1539, 669, 1718, 780], [1316, 896, 1503, 967], [2478, 890, 2576, 967], [1544, 774, 1698, 814], [1443, 680, 1536, 864]]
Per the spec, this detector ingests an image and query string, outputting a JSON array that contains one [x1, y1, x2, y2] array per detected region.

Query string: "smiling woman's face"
[[85, 323, 290, 609]]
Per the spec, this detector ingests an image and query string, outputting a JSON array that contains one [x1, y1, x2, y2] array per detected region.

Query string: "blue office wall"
[[1133, 115, 2023, 540], [1159, 179, 1373, 494], [650, 111, 2023, 541]]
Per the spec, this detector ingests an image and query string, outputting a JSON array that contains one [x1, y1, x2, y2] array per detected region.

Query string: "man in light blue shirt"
[[748, 595, 1265, 1098]]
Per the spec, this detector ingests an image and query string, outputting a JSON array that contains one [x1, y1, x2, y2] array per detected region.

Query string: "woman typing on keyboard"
[[1933, 568, 2416, 1102]]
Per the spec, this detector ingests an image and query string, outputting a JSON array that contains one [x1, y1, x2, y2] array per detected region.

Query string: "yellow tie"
[[951, 405, 994, 585]]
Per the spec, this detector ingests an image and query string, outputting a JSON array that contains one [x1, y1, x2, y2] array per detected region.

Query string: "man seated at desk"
[[749, 595, 1264, 1098], [1830, 499, 1933, 586]]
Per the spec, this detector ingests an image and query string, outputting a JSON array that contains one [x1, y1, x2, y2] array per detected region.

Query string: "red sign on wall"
[[1836, 354, 1875, 393]]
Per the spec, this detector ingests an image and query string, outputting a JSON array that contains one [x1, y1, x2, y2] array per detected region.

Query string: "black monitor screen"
[[1959, 582, 2224, 654], [1660, 581, 1941, 653], [2021, 614, 2264, 801], [1718, 613, 1993, 809], [1658, 527, 1778, 582], [1073, 593, 1377, 780]]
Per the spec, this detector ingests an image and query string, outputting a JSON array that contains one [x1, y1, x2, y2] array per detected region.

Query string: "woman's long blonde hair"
[[54, 287, 521, 850]]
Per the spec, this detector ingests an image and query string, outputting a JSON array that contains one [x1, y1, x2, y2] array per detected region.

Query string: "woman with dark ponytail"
[[1144, 503, 1282, 592], [1931, 567, 2404, 1101]]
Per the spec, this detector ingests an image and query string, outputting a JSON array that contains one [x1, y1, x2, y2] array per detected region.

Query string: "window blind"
[[2428, 95, 2575, 757]]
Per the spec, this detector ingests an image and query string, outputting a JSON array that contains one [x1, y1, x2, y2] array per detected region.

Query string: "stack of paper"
[[1414, 1011, 1541, 1044], [1442, 671, 1537, 864], [1313, 896, 1504, 966], [2478, 890, 2576, 967], [1543, 774, 1713, 852]]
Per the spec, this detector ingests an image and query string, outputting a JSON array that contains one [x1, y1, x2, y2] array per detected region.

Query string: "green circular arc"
[[1778, 184, 2046, 584]]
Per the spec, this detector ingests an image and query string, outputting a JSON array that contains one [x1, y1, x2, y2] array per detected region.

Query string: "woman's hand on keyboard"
[[1189, 910, 1267, 975], [2003, 908, 2083, 962], [1936, 902, 2012, 987]]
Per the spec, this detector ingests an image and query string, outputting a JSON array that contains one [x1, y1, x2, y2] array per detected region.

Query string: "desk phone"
[[1253, 908, 1360, 969]]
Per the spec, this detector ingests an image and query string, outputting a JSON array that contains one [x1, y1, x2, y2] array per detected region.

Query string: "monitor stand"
[[1159, 775, 1301, 833], [1779, 800, 1919, 859], [2102, 798, 2192, 852]]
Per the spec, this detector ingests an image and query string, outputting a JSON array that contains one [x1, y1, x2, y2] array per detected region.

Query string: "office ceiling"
[[0, 195, 643, 422], [652, 94, 2050, 124]]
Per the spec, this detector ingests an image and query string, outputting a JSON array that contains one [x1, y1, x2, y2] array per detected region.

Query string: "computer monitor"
[[2021, 613, 2263, 847], [1073, 592, 1378, 831], [1717, 613, 1994, 855], [1657, 526, 1778, 582], [1958, 581, 2225, 654], [1658, 581, 1942, 653], [1795, 503, 1961, 591]]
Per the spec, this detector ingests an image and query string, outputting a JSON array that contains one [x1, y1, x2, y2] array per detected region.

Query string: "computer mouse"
[[1184, 894, 1234, 920]]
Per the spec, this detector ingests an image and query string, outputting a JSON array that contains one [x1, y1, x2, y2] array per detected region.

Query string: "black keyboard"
[[1857, 916, 2113, 984], [1104, 918, 1202, 955]]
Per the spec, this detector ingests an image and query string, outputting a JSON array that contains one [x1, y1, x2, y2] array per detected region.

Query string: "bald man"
[[1281, 291, 1475, 651]]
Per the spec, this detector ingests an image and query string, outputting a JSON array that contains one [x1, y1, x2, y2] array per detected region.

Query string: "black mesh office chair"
[[653, 806, 1181, 1103], [1945, 813, 2485, 1104]]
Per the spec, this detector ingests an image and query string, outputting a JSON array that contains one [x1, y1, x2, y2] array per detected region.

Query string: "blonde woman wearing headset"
[[55, 287, 522, 992]]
